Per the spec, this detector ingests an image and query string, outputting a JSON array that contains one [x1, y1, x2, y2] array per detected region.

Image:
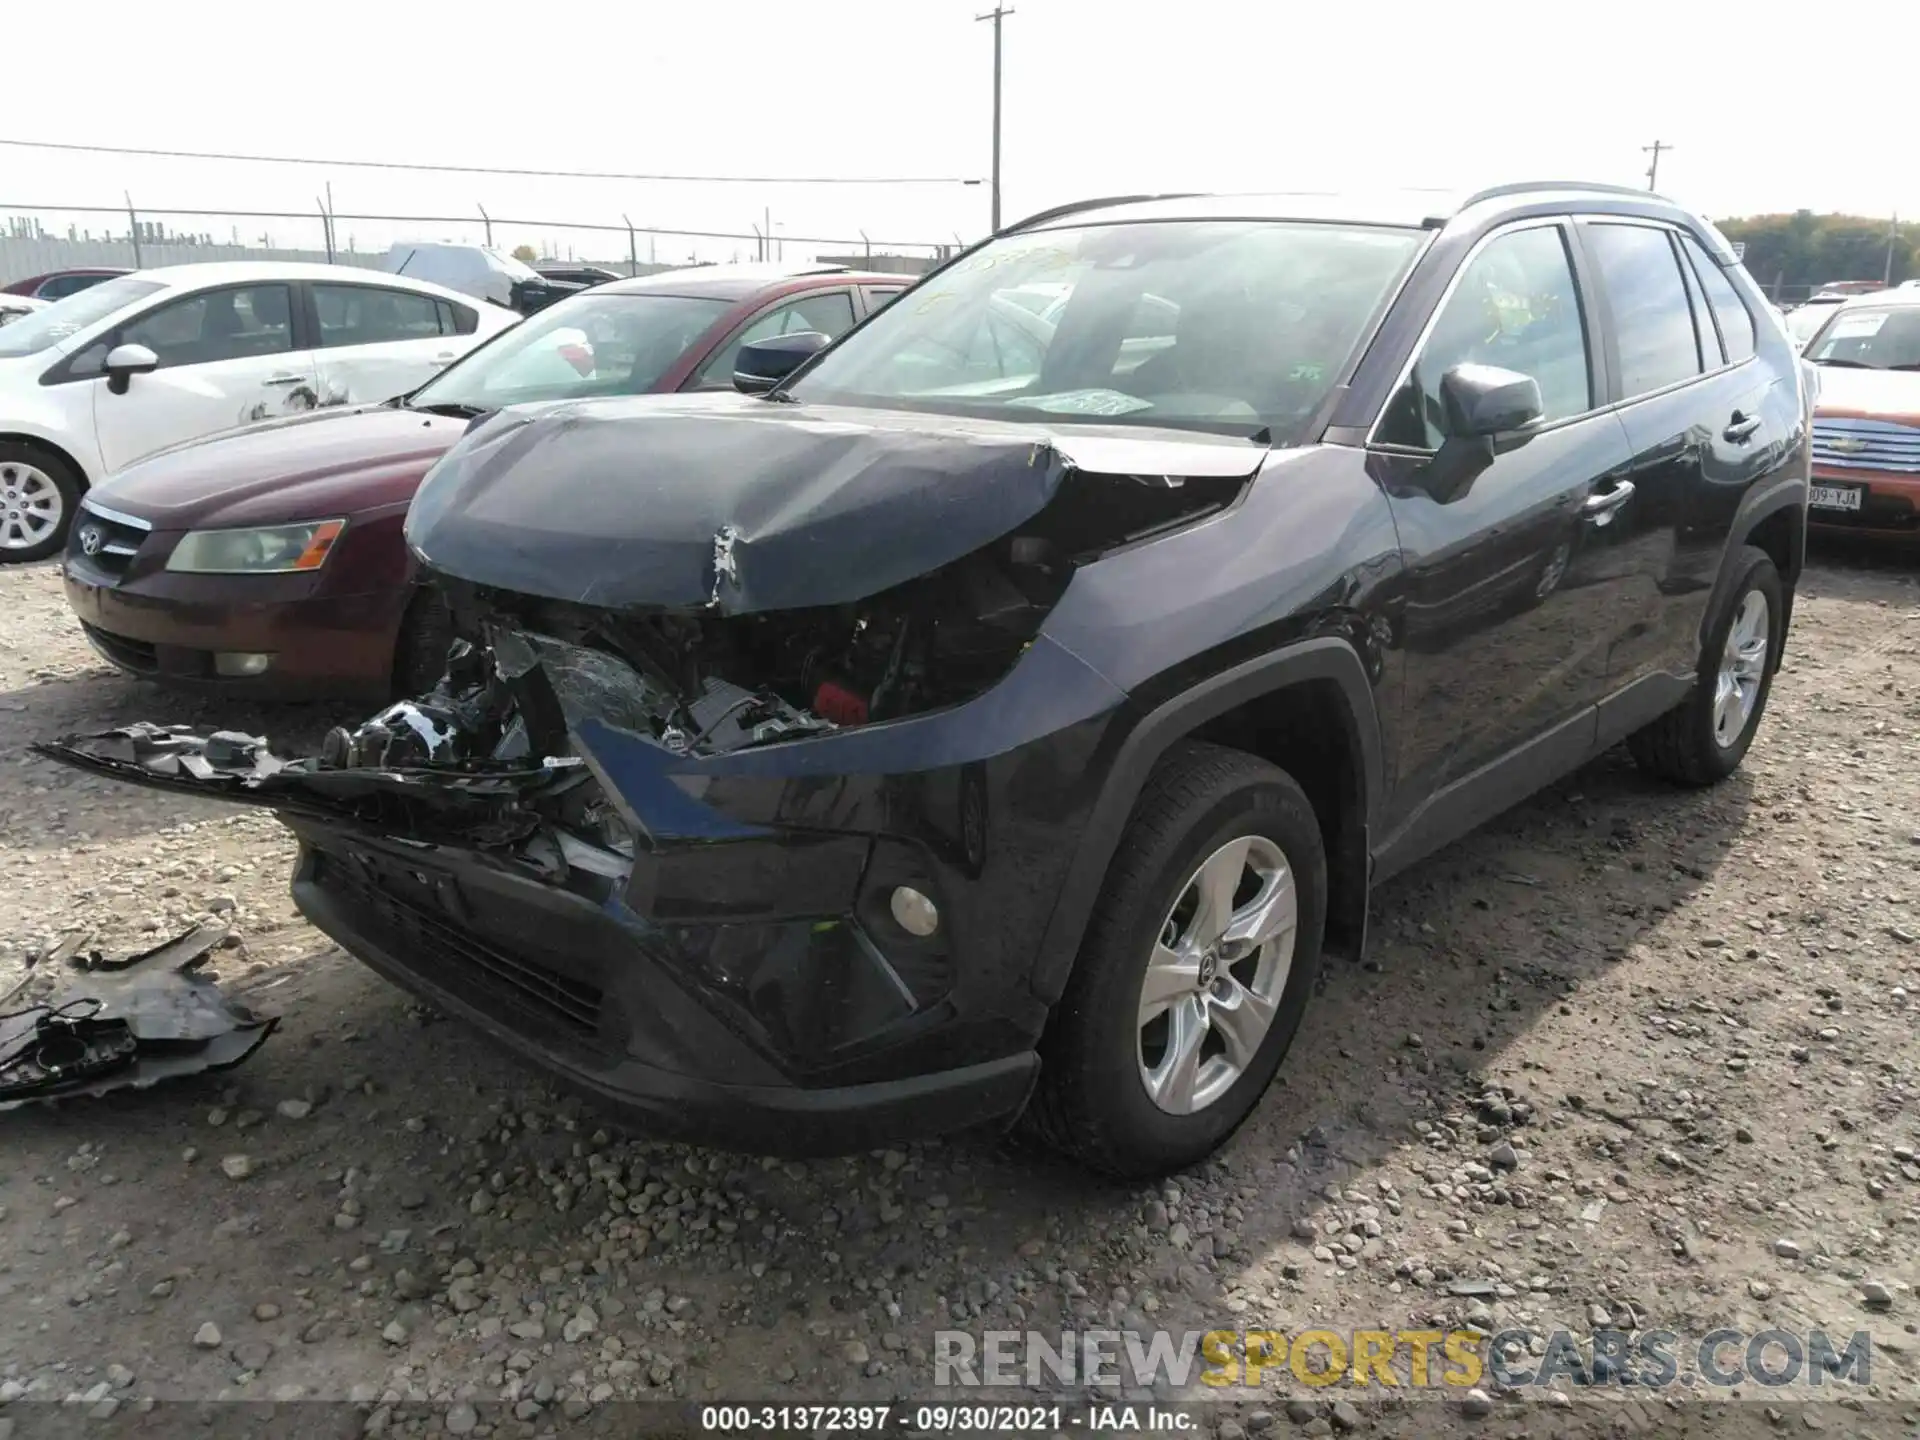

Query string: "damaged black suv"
[[44, 184, 1812, 1178]]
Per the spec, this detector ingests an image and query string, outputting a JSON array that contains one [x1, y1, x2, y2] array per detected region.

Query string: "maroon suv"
[[62, 264, 912, 698]]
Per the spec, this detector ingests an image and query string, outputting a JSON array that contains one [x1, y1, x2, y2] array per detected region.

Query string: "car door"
[[683, 288, 859, 390], [87, 282, 317, 476], [307, 281, 466, 407], [1577, 220, 1779, 703], [1370, 220, 1637, 828]]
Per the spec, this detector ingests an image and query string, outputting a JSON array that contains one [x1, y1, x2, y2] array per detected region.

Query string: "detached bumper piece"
[[0, 921, 276, 1111]]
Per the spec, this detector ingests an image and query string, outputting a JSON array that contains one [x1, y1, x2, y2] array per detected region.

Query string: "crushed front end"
[[38, 401, 1263, 1153]]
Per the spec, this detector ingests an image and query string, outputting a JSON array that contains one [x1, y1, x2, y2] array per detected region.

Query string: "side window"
[[1376, 226, 1591, 450], [40, 274, 97, 300], [1680, 235, 1756, 364], [445, 301, 479, 336], [1584, 224, 1704, 398], [313, 285, 445, 349], [693, 290, 857, 387], [864, 287, 905, 313], [119, 284, 294, 369], [1674, 238, 1722, 368]]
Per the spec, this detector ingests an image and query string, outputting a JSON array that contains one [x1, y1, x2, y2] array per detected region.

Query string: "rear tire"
[[391, 587, 454, 698], [0, 443, 82, 564], [1628, 545, 1782, 786], [1021, 742, 1327, 1179]]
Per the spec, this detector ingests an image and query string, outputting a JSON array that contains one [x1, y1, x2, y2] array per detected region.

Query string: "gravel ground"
[[1, 546, 1918, 1439]]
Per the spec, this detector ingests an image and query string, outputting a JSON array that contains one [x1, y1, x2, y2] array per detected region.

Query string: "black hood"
[[404, 391, 1268, 613]]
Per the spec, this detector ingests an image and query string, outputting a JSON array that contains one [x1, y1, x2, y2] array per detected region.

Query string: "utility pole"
[[1886, 212, 1900, 287], [1642, 140, 1671, 192], [976, 2, 1013, 232]]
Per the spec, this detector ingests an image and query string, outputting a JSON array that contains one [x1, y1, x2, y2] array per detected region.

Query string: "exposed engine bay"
[[36, 463, 1246, 872]]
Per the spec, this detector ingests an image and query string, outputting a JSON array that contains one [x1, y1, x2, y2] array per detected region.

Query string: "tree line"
[[1716, 212, 1914, 297]]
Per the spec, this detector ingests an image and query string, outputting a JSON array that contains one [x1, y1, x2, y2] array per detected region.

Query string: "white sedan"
[[0, 294, 48, 328], [0, 262, 518, 561]]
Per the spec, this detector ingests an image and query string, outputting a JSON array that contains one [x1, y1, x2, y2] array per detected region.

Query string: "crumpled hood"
[[1813, 365, 1920, 427], [404, 391, 1269, 613]]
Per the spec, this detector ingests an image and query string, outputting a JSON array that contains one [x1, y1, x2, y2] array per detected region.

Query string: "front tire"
[[1628, 544, 1782, 786], [0, 443, 81, 564], [1022, 742, 1327, 1179]]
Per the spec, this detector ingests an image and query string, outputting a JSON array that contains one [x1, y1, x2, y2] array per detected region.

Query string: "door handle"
[[433, 352, 457, 364], [1724, 412, 1762, 443], [1581, 480, 1635, 525], [263, 374, 307, 386]]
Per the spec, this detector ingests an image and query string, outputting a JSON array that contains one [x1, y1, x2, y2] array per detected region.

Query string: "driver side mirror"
[[732, 331, 831, 395], [103, 342, 159, 396], [1420, 363, 1544, 503]]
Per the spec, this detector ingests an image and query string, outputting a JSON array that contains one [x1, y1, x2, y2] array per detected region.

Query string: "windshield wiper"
[[408, 401, 487, 419], [1811, 357, 1873, 369]]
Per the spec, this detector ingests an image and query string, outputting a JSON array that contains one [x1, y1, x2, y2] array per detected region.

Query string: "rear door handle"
[[1581, 480, 1635, 525], [433, 352, 457, 363], [263, 374, 307, 386], [1724, 412, 1762, 443]]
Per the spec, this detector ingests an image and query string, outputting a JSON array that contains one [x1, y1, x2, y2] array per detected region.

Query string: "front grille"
[[1812, 417, 1920, 473], [67, 502, 151, 576], [314, 853, 604, 1039], [79, 622, 158, 673]]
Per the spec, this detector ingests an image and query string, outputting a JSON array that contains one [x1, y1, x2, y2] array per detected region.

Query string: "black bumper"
[[288, 827, 1041, 1155]]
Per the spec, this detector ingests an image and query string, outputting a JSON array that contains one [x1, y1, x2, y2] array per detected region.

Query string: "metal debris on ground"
[[0, 920, 276, 1111]]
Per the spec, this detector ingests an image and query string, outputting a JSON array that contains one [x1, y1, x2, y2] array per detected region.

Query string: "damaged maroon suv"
[[41, 185, 1813, 1177]]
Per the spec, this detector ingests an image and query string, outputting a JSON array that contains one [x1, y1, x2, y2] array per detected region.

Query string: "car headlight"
[[166, 519, 346, 575]]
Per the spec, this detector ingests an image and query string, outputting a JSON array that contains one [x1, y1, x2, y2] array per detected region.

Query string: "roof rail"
[[998, 193, 1203, 234], [1459, 179, 1668, 209]]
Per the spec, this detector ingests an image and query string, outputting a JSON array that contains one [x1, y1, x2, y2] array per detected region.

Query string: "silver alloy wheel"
[[1712, 588, 1770, 749], [0, 461, 62, 552], [1137, 834, 1298, 1116]]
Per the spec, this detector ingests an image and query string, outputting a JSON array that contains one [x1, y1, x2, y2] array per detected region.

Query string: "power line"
[[0, 201, 947, 252], [0, 137, 982, 188]]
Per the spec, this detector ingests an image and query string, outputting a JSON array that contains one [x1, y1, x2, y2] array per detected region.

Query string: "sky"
[[1, 0, 1915, 266]]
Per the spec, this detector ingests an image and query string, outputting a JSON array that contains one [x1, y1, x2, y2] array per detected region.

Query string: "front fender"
[[1027, 635, 1384, 1004]]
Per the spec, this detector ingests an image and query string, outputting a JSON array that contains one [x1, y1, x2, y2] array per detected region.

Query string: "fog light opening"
[[889, 886, 939, 937], [213, 652, 273, 678]]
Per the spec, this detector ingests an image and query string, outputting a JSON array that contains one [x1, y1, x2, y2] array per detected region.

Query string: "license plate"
[[1810, 483, 1864, 512]]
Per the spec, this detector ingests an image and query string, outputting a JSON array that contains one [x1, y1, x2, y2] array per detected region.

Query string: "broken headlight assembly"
[[166, 518, 346, 575]]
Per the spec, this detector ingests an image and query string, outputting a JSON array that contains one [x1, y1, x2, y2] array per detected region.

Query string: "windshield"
[[406, 292, 731, 411], [0, 275, 164, 358], [1805, 306, 1920, 370], [788, 220, 1425, 439]]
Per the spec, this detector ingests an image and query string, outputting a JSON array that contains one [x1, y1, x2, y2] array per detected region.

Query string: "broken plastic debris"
[[0, 920, 276, 1112]]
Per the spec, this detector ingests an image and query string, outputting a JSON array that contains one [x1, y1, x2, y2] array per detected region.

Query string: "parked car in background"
[[59, 262, 912, 695], [536, 263, 623, 289], [49, 184, 1811, 1175], [1801, 287, 1920, 536], [382, 242, 582, 315], [0, 262, 516, 561], [2, 267, 132, 300], [0, 294, 47, 327], [1786, 292, 1848, 350]]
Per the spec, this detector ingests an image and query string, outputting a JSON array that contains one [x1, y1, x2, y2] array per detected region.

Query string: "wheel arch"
[[1029, 636, 1385, 1005], [1704, 484, 1804, 665], [0, 431, 89, 491]]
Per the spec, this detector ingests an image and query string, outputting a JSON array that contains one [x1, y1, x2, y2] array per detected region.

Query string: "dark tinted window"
[[1585, 224, 1702, 398], [39, 273, 111, 300], [119, 284, 295, 368], [314, 285, 445, 347], [1379, 225, 1591, 449], [1680, 235, 1756, 364]]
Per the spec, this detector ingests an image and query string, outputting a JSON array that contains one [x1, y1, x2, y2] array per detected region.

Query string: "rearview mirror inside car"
[[103, 343, 160, 395], [732, 331, 831, 395]]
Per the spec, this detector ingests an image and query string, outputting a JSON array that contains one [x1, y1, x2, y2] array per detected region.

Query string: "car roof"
[[121, 260, 484, 307], [1009, 182, 1733, 256], [593, 262, 915, 302]]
